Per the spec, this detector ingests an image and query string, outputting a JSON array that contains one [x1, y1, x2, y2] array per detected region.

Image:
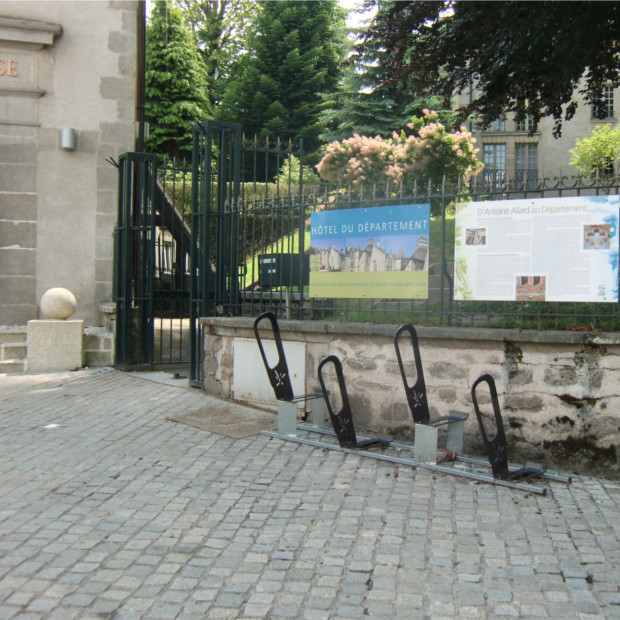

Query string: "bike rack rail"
[[261, 426, 556, 494]]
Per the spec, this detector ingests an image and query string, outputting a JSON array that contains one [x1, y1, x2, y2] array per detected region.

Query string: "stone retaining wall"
[[82, 327, 114, 368], [201, 317, 620, 478]]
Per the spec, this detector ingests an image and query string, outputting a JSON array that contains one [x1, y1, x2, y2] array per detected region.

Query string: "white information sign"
[[454, 195, 619, 302]]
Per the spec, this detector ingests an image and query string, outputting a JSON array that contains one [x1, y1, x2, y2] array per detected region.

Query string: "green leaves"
[[359, 1, 620, 137], [571, 125, 620, 177], [179, 0, 259, 108]]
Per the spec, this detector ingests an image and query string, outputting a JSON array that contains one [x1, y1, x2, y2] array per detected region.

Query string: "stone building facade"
[[454, 85, 619, 186], [0, 1, 137, 327]]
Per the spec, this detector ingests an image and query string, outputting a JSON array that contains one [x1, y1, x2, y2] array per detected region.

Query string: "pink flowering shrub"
[[316, 110, 483, 188], [315, 134, 396, 187]]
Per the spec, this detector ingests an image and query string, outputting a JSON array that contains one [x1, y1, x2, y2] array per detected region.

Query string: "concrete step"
[[0, 327, 27, 345], [0, 328, 27, 372], [1, 342, 27, 361], [0, 359, 26, 373]]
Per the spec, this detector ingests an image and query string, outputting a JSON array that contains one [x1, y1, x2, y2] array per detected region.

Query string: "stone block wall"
[[0, 2, 137, 327], [201, 317, 620, 478], [83, 327, 114, 368]]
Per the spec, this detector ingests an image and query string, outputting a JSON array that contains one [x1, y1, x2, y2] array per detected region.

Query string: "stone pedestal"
[[27, 320, 84, 372]]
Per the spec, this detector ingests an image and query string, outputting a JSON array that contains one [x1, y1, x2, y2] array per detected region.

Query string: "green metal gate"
[[114, 121, 246, 383], [188, 120, 308, 384], [114, 151, 193, 374], [114, 152, 156, 370], [114, 120, 306, 383]]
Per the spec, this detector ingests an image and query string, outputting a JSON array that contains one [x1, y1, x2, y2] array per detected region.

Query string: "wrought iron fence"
[[156, 145, 620, 332]]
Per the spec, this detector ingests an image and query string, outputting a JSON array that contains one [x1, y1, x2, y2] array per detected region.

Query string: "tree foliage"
[[222, 0, 349, 165], [177, 0, 257, 109], [318, 23, 406, 143], [571, 125, 620, 177], [320, 3, 455, 144], [358, 0, 620, 136], [318, 49, 454, 143], [145, 0, 211, 159], [316, 109, 483, 195], [276, 155, 321, 188]]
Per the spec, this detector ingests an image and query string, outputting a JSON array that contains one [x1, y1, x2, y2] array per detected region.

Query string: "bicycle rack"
[[253, 312, 327, 434], [317, 355, 391, 450], [471, 373, 566, 483], [256, 314, 571, 494], [394, 323, 468, 461]]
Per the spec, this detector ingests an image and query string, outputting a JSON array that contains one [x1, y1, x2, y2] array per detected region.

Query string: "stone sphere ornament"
[[40, 287, 77, 320]]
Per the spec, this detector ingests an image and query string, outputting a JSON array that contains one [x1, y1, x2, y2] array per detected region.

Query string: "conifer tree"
[[223, 1, 348, 166], [319, 3, 454, 144], [145, 0, 211, 159]]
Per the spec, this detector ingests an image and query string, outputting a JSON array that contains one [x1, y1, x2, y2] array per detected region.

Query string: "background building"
[[455, 85, 618, 186]]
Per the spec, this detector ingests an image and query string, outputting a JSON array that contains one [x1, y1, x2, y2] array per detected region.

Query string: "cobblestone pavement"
[[0, 368, 619, 619]]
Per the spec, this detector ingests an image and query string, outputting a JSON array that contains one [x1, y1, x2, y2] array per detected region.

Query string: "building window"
[[485, 118, 506, 132], [591, 86, 614, 119], [515, 117, 534, 132], [156, 235, 174, 276], [515, 144, 538, 187], [483, 144, 506, 187]]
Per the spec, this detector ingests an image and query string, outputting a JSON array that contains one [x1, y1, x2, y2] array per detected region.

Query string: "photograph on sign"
[[309, 204, 430, 299], [454, 195, 619, 302]]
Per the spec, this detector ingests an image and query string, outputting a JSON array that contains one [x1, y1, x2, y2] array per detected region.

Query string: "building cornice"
[[0, 16, 62, 49]]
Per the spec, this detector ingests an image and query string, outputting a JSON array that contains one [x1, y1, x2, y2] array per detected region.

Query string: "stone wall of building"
[[201, 317, 620, 478], [0, 1, 136, 326], [454, 82, 619, 182]]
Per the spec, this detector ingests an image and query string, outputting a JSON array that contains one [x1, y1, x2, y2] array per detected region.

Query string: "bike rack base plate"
[[262, 425, 571, 495]]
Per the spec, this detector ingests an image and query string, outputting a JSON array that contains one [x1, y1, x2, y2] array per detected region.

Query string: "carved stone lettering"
[[0, 58, 19, 77]]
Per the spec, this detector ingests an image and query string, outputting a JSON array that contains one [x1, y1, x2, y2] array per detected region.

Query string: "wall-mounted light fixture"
[[60, 128, 77, 151]]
